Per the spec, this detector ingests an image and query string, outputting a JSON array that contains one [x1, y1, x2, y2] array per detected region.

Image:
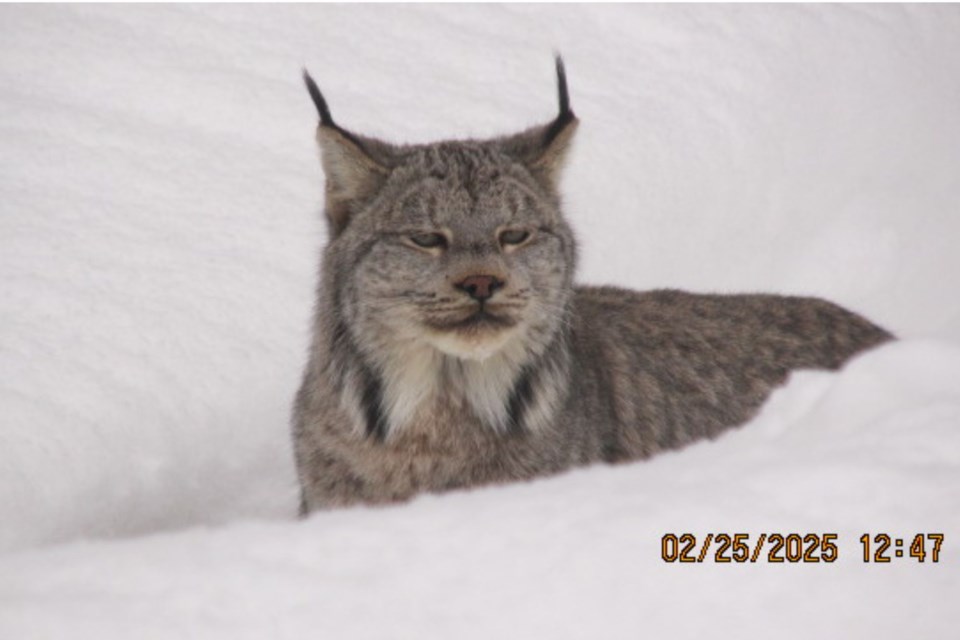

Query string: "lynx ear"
[[500, 56, 579, 186], [303, 70, 392, 236]]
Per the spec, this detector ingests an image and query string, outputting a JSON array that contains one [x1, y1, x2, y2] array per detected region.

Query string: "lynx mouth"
[[422, 306, 521, 361], [425, 308, 517, 333]]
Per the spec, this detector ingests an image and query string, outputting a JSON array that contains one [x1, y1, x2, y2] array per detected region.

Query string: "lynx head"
[[305, 58, 578, 438]]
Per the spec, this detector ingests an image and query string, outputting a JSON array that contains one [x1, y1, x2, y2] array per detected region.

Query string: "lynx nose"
[[455, 275, 504, 302]]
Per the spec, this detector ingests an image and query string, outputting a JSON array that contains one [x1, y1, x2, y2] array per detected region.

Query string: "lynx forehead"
[[292, 57, 892, 513]]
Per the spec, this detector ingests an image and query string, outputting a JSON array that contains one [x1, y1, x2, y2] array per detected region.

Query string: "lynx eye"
[[498, 228, 531, 247], [408, 232, 448, 249]]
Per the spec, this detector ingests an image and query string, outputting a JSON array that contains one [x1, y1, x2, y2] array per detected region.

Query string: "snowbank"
[[2, 341, 958, 638]]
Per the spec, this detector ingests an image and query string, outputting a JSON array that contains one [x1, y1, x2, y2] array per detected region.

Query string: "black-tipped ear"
[[303, 70, 394, 236], [500, 56, 579, 185]]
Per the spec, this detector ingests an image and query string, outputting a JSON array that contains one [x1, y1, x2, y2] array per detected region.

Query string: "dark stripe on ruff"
[[359, 367, 388, 442], [328, 285, 386, 442], [506, 366, 536, 435], [328, 318, 349, 394]]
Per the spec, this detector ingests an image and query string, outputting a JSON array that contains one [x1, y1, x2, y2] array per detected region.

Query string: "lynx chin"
[[292, 57, 892, 513]]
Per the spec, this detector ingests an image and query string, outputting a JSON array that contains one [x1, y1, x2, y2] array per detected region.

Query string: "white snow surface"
[[2, 4, 959, 638]]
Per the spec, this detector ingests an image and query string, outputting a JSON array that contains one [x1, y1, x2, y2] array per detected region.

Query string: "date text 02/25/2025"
[[661, 533, 944, 564]]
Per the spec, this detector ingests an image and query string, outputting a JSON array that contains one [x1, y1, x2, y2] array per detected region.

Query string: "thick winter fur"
[[293, 58, 892, 512]]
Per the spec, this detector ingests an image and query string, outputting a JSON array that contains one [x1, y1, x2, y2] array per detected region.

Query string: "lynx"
[[292, 58, 892, 513]]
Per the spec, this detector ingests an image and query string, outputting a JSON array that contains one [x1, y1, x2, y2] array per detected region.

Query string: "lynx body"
[[293, 60, 891, 512]]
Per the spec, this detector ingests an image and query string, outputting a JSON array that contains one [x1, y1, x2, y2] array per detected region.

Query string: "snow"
[[1, 4, 959, 638]]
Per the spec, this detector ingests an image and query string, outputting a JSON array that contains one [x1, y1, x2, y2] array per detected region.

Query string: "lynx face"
[[339, 144, 576, 364], [305, 59, 578, 437]]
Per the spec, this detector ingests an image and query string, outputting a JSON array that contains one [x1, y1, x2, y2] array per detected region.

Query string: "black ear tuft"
[[497, 55, 579, 185], [303, 68, 395, 236], [303, 68, 376, 156], [303, 69, 335, 127], [542, 55, 575, 148], [555, 55, 571, 119]]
